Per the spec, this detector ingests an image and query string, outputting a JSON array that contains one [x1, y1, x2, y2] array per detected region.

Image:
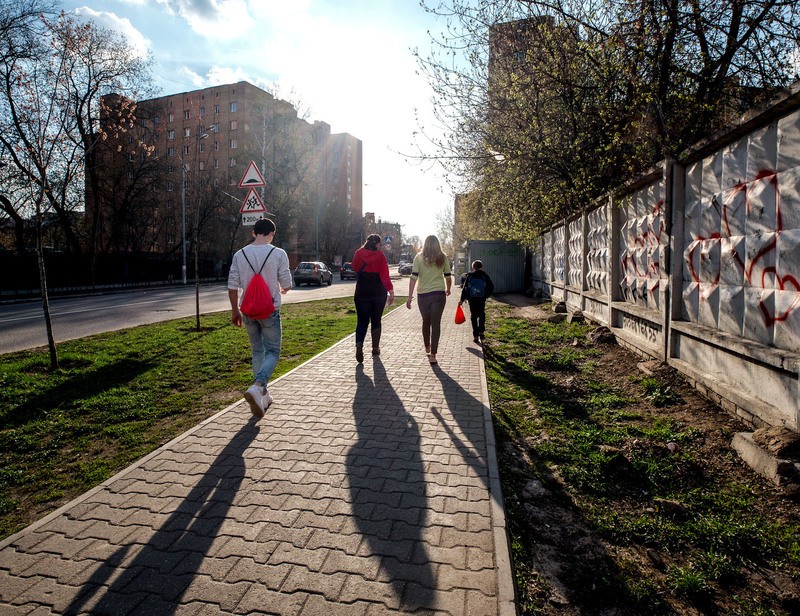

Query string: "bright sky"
[[60, 0, 453, 242]]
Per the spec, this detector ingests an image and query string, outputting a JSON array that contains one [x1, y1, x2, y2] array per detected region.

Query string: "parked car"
[[293, 261, 333, 286], [398, 262, 413, 275], [340, 262, 357, 280]]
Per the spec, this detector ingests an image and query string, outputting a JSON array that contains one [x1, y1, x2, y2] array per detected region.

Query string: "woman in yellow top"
[[406, 235, 452, 364]]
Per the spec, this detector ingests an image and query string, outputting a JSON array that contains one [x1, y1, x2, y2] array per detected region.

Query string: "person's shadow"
[[430, 363, 491, 492], [64, 419, 260, 615], [346, 359, 435, 611]]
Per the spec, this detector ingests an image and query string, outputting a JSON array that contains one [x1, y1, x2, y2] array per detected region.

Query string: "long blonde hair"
[[421, 235, 446, 268]]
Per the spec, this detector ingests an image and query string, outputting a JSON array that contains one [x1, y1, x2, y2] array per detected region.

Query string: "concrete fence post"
[[668, 160, 687, 363], [609, 195, 621, 303]]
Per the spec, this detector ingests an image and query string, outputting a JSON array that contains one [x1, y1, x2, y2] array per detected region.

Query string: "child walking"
[[458, 260, 494, 344]]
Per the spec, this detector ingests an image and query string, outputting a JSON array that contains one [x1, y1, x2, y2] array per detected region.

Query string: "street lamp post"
[[180, 129, 208, 285], [181, 159, 187, 284]]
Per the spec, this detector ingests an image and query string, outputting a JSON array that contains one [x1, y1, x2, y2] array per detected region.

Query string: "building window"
[[183, 110, 190, 120], [199, 160, 205, 170], [200, 142, 205, 153], [167, 147, 174, 157], [184, 128, 190, 138], [214, 105, 219, 114], [168, 129, 174, 140], [213, 177, 219, 187], [154, 115, 160, 124], [154, 131, 160, 141], [167, 181, 174, 191], [230, 102, 238, 112], [199, 107, 205, 117], [214, 141, 219, 151], [183, 145, 190, 155], [214, 159, 219, 169], [230, 139, 237, 149], [230, 157, 236, 167], [230, 120, 237, 130], [211, 123, 219, 133], [168, 112, 174, 122]]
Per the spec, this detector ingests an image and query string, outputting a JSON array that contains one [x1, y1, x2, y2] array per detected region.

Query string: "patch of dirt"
[[491, 295, 800, 615]]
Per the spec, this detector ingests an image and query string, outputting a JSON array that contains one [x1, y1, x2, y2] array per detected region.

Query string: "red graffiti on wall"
[[686, 169, 799, 326], [620, 198, 665, 304]]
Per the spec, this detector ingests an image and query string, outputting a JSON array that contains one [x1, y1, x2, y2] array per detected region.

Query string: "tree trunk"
[[194, 232, 201, 332], [35, 223, 59, 370]]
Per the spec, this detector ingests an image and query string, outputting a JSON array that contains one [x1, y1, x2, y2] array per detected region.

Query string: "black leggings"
[[417, 292, 446, 354], [354, 295, 386, 346]]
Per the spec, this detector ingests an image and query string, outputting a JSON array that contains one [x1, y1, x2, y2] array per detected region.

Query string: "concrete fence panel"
[[543, 230, 553, 289], [566, 215, 584, 308], [582, 203, 611, 323], [668, 102, 800, 430], [531, 236, 545, 296], [533, 84, 800, 431], [552, 225, 566, 292], [609, 171, 669, 358]]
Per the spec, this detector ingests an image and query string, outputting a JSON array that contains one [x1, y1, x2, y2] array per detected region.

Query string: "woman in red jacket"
[[351, 234, 395, 362]]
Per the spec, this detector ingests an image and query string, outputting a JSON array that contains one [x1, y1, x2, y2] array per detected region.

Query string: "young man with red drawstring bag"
[[228, 218, 293, 418]]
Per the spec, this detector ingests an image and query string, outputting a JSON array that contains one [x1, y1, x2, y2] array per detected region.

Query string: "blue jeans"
[[243, 311, 282, 386]]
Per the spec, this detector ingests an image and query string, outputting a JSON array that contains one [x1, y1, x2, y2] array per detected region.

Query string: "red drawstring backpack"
[[455, 304, 466, 324], [240, 248, 275, 320]]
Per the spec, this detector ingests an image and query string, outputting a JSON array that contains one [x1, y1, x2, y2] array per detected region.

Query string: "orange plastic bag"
[[455, 304, 466, 324]]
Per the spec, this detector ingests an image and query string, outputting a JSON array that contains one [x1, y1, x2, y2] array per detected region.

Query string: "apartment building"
[[93, 81, 363, 269]]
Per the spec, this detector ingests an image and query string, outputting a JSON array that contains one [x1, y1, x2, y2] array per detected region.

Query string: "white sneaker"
[[262, 388, 273, 411], [244, 384, 264, 418]]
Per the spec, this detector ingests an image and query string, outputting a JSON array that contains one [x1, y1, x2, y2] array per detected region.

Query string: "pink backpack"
[[240, 248, 275, 320]]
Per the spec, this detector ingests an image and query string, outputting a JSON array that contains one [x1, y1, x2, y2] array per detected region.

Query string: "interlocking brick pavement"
[[0, 297, 516, 615]]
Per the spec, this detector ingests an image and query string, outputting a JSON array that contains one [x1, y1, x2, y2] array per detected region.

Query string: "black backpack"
[[467, 274, 487, 299]]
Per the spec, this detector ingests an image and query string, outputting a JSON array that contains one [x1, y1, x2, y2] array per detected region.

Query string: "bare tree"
[[0, 4, 155, 368], [435, 204, 456, 259]]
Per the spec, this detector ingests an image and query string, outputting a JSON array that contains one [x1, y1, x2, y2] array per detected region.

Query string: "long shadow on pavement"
[[63, 419, 260, 615], [430, 362, 491, 494], [346, 358, 435, 611]]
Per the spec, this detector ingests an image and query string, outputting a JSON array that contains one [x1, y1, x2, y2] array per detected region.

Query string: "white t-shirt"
[[227, 243, 293, 309]]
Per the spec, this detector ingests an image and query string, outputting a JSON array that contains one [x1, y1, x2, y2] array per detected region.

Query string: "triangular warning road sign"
[[240, 188, 266, 213], [238, 161, 266, 188]]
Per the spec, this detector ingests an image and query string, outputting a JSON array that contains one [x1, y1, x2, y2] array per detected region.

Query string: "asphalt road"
[[0, 276, 370, 356]]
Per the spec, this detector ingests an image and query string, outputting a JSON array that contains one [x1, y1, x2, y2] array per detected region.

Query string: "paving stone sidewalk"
[[0, 297, 516, 615]]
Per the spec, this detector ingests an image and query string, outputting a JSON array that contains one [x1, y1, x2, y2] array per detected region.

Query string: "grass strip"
[[0, 297, 378, 540], [483, 300, 800, 615]]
